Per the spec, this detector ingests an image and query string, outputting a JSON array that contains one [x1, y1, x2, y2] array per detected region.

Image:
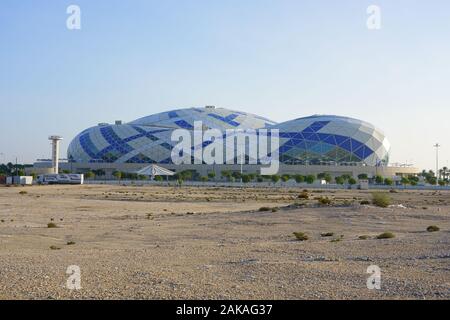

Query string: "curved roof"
[[67, 108, 391, 166], [271, 114, 390, 166], [130, 106, 276, 130]]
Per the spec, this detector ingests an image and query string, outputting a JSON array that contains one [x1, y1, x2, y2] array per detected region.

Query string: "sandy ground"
[[0, 184, 449, 300]]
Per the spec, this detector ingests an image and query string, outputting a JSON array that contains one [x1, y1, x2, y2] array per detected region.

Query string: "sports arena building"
[[33, 106, 419, 178]]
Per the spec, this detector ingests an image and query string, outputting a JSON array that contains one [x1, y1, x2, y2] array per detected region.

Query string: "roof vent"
[[205, 105, 215, 109], [98, 123, 109, 126], [115, 120, 122, 125]]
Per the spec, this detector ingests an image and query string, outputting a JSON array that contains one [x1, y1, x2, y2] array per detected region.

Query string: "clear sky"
[[1, 0, 449, 169]]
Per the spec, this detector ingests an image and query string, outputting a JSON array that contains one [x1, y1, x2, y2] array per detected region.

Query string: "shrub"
[[426, 225, 440, 232], [376, 232, 395, 239], [293, 232, 309, 241], [318, 197, 332, 205], [19, 190, 28, 195], [335, 176, 345, 185], [258, 207, 271, 212], [321, 232, 334, 237], [298, 191, 309, 200], [242, 175, 251, 183], [358, 235, 370, 240], [375, 175, 384, 184], [207, 172, 216, 180], [360, 200, 370, 205], [47, 222, 58, 228], [372, 192, 391, 208], [271, 175, 280, 183], [66, 241, 76, 245], [305, 175, 315, 184], [50, 245, 61, 250]]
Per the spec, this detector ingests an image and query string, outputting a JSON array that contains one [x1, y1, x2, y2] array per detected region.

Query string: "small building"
[[6, 176, 33, 185]]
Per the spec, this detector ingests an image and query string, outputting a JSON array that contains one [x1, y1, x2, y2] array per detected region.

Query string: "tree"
[[221, 170, 232, 181], [384, 178, 393, 186], [341, 174, 352, 181], [294, 175, 305, 183], [271, 175, 280, 184], [113, 171, 122, 181], [317, 173, 326, 179], [400, 177, 410, 185], [358, 173, 368, 180], [335, 176, 345, 185], [207, 172, 216, 181], [281, 174, 290, 182], [85, 171, 95, 180], [323, 173, 332, 184], [154, 175, 163, 182], [242, 175, 251, 183], [232, 171, 242, 180], [200, 176, 208, 183], [428, 177, 437, 185], [439, 167, 449, 181], [375, 175, 384, 184], [92, 169, 105, 177], [305, 175, 315, 184], [348, 177, 357, 185]]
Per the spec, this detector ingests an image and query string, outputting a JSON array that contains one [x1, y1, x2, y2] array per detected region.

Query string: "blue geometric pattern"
[[174, 120, 194, 130], [277, 120, 374, 162], [75, 125, 170, 163], [208, 113, 240, 127], [68, 108, 390, 166], [273, 115, 389, 165]]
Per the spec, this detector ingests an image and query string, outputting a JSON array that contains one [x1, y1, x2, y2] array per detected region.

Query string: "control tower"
[[48, 135, 63, 174]]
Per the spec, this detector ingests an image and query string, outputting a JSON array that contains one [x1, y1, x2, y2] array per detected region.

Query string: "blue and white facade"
[[67, 107, 390, 168], [275, 115, 390, 166]]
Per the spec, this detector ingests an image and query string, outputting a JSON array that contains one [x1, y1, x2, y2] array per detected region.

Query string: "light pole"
[[240, 144, 244, 184], [434, 143, 440, 186]]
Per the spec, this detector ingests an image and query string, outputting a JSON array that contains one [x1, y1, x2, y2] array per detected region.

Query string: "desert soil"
[[0, 184, 449, 300]]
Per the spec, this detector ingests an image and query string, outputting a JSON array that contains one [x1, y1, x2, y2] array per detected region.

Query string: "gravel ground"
[[0, 185, 449, 299]]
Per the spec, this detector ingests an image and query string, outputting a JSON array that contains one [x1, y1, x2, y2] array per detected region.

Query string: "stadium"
[[34, 106, 419, 179]]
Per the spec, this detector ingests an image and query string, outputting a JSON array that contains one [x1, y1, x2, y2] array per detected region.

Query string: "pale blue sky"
[[1, 0, 449, 169]]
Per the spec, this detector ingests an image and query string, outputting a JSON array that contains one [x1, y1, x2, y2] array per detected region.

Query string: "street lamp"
[[434, 143, 440, 186]]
